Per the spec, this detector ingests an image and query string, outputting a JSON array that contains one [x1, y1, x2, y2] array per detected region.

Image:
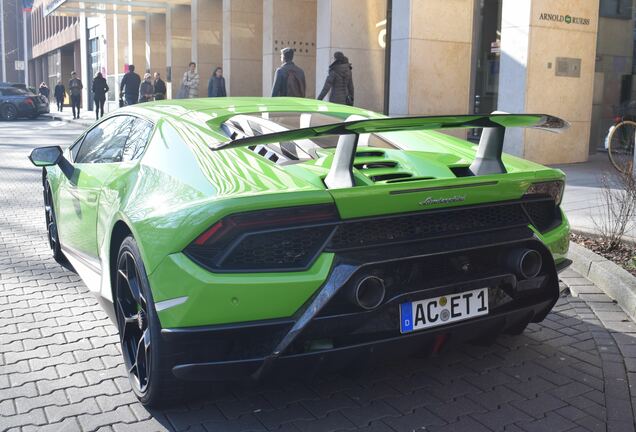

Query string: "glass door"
[[470, 0, 502, 140]]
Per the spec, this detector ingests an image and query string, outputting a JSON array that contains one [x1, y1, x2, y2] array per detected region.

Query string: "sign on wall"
[[538, 13, 591, 26], [14, 61, 25, 71]]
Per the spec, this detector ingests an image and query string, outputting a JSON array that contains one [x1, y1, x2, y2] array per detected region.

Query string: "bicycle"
[[605, 111, 636, 174]]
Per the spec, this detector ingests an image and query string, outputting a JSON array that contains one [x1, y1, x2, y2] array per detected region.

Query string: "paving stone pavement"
[[2, 121, 636, 431]]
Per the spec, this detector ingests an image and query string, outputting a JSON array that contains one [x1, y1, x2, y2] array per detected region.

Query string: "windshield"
[[220, 112, 398, 165]]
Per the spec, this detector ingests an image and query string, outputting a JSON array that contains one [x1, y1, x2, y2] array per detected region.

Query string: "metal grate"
[[327, 203, 534, 251], [523, 200, 560, 232], [220, 226, 334, 270]]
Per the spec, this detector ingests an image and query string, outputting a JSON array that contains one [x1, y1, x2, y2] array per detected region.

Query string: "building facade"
[[29, 0, 636, 164], [1, 0, 32, 85]]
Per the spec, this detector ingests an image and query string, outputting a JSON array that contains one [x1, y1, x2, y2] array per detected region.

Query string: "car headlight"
[[524, 180, 564, 205]]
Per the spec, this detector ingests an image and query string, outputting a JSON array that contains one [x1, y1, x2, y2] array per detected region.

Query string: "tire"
[[114, 236, 185, 407], [0, 104, 18, 121], [43, 179, 64, 263], [607, 120, 636, 174]]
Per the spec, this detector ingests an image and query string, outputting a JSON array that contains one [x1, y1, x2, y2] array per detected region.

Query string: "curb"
[[570, 227, 636, 247], [47, 112, 94, 128], [568, 241, 636, 322]]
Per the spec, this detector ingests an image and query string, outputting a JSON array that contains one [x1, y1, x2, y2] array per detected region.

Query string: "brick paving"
[[2, 120, 636, 431]]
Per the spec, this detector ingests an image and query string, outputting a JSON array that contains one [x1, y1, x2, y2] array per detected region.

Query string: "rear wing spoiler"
[[209, 113, 569, 188]]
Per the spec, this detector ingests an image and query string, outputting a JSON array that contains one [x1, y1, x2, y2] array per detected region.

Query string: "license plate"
[[400, 287, 489, 333]]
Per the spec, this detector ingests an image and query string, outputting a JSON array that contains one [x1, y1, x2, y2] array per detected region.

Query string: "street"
[[1, 117, 636, 432]]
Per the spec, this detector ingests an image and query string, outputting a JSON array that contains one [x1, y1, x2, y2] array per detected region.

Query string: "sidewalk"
[[551, 152, 636, 242], [46, 102, 120, 128]]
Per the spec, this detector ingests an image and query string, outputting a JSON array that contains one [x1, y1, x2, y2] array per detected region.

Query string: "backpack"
[[286, 69, 305, 97]]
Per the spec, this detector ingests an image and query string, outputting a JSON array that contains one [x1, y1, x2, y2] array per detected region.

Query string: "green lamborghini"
[[29, 97, 571, 406]]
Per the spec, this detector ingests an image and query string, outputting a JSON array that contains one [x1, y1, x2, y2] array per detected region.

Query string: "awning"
[[43, 0, 189, 17]]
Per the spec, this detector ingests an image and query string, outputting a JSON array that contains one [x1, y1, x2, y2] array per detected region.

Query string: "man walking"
[[153, 72, 166, 100], [68, 71, 83, 119], [54, 80, 65, 112], [119, 65, 141, 106], [271, 48, 306, 98]]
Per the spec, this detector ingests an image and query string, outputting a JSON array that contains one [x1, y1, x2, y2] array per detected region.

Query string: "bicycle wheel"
[[608, 120, 636, 174]]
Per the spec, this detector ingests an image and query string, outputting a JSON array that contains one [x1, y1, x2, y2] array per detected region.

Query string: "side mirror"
[[29, 146, 62, 167]]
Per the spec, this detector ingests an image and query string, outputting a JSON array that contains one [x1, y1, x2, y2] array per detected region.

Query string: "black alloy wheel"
[[0, 104, 18, 121], [114, 236, 185, 406], [116, 248, 153, 396], [43, 181, 63, 262]]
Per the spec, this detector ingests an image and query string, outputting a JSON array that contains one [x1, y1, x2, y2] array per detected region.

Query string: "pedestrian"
[[38, 82, 50, 101], [92, 71, 109, 120], [207, 67, 227, 97], [271, 47, 306, 98], [153, 72, 166, 100], [119, 64, 141, 106], [317, 51, 354, 106], [179, 61, 200, 99], [139, 73, 154, 103], [68, 71, 83, 119], [54, 80, 65, 112]]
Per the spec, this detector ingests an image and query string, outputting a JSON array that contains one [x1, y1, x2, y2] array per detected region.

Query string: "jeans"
[[94, 96, 105, 119], [71, 95, 81, 118], [124, 94, 138, 106], [56, 98, 63, 111]]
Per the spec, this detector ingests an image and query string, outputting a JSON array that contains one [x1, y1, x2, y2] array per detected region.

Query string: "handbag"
[[176, 83, 189, 99]]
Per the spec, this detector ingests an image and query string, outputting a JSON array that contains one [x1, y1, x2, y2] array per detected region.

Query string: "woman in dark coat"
[[207, 67, 227, 97], [317, 51, 354, 106], [92, 72, 109, 120], [53, 80, 65, 112], [38, 82, 50, 100]]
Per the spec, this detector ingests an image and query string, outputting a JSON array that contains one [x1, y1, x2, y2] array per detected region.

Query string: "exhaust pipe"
[[505, 249, 543, 279], [350, 275, 386, 310]]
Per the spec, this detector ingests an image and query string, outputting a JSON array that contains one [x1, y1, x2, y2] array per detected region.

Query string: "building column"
[[165, 6, 172, 97], [195, 0, 223, 97], [388, 0, 474, 118], [316, 0, 386, 111], [222, 0, 263, 96], [132, 17, 146, 72], [78, 11, 89, 109], [498, 0, 599, 164], [262, 0, 316, 97], [148, 13, 166, 78], [171, 4, 192, 93]]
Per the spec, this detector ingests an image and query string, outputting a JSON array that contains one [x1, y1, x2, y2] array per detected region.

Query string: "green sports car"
[[29, 97, 571, 406]]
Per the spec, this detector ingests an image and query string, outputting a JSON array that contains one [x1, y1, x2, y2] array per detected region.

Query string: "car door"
[[56, 115, 135, 260]]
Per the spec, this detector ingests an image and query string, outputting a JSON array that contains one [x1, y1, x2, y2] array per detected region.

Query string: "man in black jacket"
[[153, 72, 166, 100], [119, 65, 141, 106], [271, 48, 306, 98]]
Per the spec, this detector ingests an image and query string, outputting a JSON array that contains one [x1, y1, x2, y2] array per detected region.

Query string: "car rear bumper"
[[160, 227, 562, 381], [167, 296, 553, 381]]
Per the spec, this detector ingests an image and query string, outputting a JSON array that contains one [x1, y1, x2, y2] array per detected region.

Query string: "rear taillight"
[[523, 180, 564, 205], [186, 204, 339, 271], [24, 98, 34, 106]]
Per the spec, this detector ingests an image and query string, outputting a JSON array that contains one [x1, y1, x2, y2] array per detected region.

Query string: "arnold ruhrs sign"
[[539, 12, 591, 26]]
